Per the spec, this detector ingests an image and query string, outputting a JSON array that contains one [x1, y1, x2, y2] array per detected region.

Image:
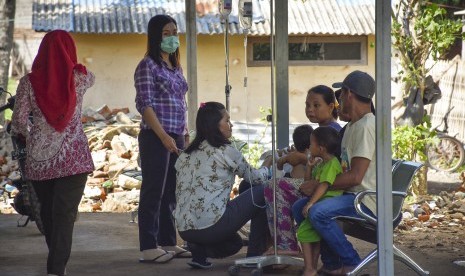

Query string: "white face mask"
[[160, 36, 180, 54]]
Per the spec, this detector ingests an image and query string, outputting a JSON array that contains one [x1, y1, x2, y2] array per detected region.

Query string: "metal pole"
[[232, 0, 303, 269], [270, 0, 277, 256], [185, 0, 198, 133], [376, 0, 393, 275], [275, 0, 289, 149], [225, 16, 231, 112]]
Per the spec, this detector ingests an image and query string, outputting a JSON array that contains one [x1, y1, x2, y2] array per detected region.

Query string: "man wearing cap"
[[300, 70, 376, 275]]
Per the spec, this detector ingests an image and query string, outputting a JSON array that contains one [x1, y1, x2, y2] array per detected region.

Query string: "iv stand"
[[229, 0, 304, 274], [225, 14, 232, 112]]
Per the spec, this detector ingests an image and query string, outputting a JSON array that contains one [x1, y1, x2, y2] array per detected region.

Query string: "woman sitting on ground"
[[174, 101, 272, 269]]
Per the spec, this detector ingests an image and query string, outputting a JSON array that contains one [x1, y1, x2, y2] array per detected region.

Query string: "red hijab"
[[29, 30, 87, 132]]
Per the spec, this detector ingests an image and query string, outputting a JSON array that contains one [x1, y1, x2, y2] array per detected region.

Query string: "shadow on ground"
[[1, 212, 463, 275]]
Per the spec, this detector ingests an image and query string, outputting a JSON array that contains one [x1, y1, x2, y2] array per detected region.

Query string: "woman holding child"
[[263, 85, 341, 256]]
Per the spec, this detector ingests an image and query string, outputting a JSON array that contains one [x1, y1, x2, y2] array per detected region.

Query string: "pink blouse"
[[11, 71, 95, 181]]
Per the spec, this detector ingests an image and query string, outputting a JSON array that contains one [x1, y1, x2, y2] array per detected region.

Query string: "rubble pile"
[[397, 182, 465, 232], [0, 105, 143, 214]]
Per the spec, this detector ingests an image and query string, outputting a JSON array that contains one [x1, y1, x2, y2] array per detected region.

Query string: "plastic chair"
[[336, 160, 430, 275]]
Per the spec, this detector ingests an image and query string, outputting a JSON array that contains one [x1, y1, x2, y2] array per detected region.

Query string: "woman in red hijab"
[[11, 30, 95, 276]]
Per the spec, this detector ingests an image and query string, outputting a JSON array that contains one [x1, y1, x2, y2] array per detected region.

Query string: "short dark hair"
[[146, 15, 180, 67], [312, 126, 340, 156], [308, 85, 338, 119], [184, 102, 230, 153], [292, 124, 313, 152]]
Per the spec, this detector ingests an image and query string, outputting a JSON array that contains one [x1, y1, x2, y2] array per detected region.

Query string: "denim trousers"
[[292, 197, 310, 225], [138, 129, 184, 251], [308, 193, 374, 270], [179, 185, 270, 259], [32, 173, 88, 275]]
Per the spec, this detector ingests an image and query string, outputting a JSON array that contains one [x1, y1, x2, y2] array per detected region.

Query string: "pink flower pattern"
[[264, 177, 304, 252]]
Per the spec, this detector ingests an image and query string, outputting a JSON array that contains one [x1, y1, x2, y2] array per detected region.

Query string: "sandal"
[[162, 246, 192, 258], [139, 250, 174, 264]]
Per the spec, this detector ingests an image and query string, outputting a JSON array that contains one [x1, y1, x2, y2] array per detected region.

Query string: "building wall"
[[73, 33, 375, 123]]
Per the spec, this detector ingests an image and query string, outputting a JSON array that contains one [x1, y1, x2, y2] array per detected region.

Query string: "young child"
[[291, 126, 343, 276], [258, 124, 313, 256], [277, 124, 314, 178]]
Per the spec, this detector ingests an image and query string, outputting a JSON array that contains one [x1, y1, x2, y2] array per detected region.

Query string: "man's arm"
[[332, 157, 371, 189]]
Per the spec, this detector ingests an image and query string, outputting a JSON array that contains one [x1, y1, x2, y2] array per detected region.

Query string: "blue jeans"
[[309, 193, 374, 270], [292, 197, 310, 226]]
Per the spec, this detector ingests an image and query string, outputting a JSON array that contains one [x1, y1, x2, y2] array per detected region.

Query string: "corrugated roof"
[[32, 0, 375, 35]]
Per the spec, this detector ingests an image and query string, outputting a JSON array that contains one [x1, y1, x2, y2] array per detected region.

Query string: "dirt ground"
[[388, 169, 465, 275], [0, 170, 465, 275]]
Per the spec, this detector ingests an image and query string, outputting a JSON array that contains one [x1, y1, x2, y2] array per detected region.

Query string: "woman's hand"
[[299, 180, 318, 196], [161, 133, 179, 154]]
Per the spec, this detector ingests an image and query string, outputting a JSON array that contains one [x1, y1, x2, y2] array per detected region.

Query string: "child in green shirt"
[[291, 126, 343, 276]]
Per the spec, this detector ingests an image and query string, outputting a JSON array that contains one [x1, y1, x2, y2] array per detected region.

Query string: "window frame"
[[247, 35, 368, 67]]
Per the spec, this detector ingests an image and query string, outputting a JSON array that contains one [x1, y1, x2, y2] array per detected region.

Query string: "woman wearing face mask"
[[134, 14, 191, 263]]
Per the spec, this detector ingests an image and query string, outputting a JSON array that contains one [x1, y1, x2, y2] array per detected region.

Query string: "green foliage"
[[392, 115, 438, 162], [240, 106, 271, 168], [429, 0, 465, 9], [392, 2, 463, 93], [416, 4, 462, 60]]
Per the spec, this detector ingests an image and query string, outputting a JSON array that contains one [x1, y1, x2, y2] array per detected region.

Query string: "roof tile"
[[32, 0, 375, 35]]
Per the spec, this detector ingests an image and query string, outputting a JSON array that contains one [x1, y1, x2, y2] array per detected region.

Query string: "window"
[[247, 36, 367, 67]]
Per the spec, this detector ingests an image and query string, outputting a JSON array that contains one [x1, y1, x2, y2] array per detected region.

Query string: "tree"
[[391, 0, 463, 126], [0, 0, 15, 123]]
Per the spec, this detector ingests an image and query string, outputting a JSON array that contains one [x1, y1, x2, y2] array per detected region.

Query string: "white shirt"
[[174, 140, 269, 231], [340, 113, 377, 214]]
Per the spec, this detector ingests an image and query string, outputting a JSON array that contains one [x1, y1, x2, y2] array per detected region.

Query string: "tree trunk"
[[0, 0, 16, 124]]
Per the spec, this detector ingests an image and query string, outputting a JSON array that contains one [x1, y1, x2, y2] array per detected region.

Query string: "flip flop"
[[168, 249, 192, 259], [162, 246, 192, 258], [139, 251, 174, 264]]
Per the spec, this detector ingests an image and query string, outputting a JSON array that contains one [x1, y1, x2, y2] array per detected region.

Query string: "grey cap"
[[332, 70, 375, 99]]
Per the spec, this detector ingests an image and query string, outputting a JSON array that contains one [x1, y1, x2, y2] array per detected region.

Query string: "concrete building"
[[16, 0, 376, 123]]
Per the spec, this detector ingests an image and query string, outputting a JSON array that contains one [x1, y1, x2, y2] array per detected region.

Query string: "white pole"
[[375, 0, 394, 275]]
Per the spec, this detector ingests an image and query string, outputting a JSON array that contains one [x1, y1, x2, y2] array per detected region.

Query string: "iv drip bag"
[[239, 0, 253, 30]]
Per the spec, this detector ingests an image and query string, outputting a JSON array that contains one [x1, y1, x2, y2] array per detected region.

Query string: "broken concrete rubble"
[[397, 182, 465, 232], [0, 105, 141, 214]]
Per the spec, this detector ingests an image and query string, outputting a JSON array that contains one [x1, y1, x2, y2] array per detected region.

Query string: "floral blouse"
[[174, 140, 269, 231], [11, 71, 95, 181]]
